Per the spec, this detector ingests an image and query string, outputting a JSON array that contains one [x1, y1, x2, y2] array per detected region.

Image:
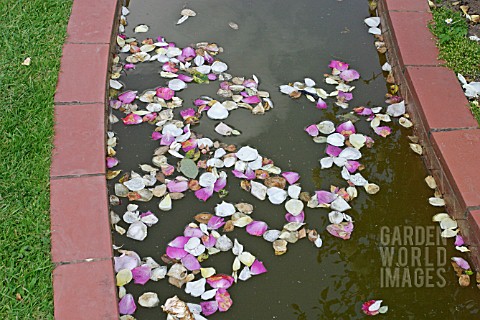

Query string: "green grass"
[[0, 0, 72, 318], [429, 6, 480, 80]]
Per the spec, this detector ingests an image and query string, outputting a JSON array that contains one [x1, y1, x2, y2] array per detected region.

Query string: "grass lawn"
[[428, 4, 480, 123], [0, 0, 72, 318]]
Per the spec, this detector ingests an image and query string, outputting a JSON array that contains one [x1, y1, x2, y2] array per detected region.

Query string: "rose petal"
[[215, 288, 233, 312], [181, 254, 201, 271], [206, 274, 234, 289], [119, 294, 136, 315], [195, 187, 214, 201], [281, 172, 300, 184], [200, 300, 218, 316], [132, 265, 151, 285], [246, 221, 268, 236], [339, 69, 360, 82], [285, 211, 305, 223], [250, 259, 267, 275]]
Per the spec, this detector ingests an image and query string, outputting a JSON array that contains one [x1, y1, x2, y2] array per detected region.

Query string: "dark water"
[[109, 0, 480, 319]]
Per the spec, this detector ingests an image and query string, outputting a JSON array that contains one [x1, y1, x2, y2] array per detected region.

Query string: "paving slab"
[[431, 130, 480, 212], [54, 43, 109, 104], [51, 104, 106, 177], [405, 66, 478, 131], [66, 0, 118, 44], [388, 11, 440, 66], [50, 175, 112, 263], [53, 259, 118, 319]]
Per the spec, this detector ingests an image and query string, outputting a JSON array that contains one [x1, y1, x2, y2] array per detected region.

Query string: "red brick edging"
[[51, 0, 120, 318], [378, 0, 480, 268], [49, 0, 480, 318]]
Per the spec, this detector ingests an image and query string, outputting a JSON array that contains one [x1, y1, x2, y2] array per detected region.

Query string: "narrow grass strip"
[[0, 0, 72, 318]]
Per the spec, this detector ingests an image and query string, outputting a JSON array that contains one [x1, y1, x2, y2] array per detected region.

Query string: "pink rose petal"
[[339, 69, 360, 82], [181, 254, 201, 271], [213, 176, 227, 192], [305, 124, 319, 137], [195, 187, 214, 202], [124, 63, 136, 70], [452, 257, 471, 270], [106, 157, 118, 168], [374, 126, 392, 138], [208, 216, 226, 230], [180, 108, 196, 119], [207, 73, 218, 81], [202, 234, 217, 248], [345, 160, 361, 173], [316, 190, 337, 204], [118, 91, 137, 104], [285, 211, 304, 223], [184, 226, 204, 238], [336, 121, 356, 136], [207, 274, 234, 289], [169, 236, 191, 248], [329, 60, 349, 71], [122, 113, 143, 125], [316, 98, 328, 109], [119, 294, 136, 315], [242, 95, 261, 104], [326, 145, 342, 157], [131, 265, 151, 285], [177, 74, 193, 82], [155, 87, 175, 100], [114, 252, 141, 272], [337, 91, 353, 102], [167, 180, 189, 193], [152, 131, 162, 140], [455, 235, 465, 247], [200, 301, 218, 316], [215, 288, 233, 312], [250, 259, 267, 275], [362, 300, 380, 316], [246, 220, 268, 236], [166, 246, 188, 259], [281, 172, 300, 184], [162, 164, 175, 176]]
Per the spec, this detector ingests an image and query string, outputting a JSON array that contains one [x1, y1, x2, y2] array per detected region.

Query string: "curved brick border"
[[378, 0, 480, 269], [51, 0, 120, 318]]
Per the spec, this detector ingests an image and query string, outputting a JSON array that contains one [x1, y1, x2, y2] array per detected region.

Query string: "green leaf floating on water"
[[192, 71, 210, 84], [179, 158, 198, 178]]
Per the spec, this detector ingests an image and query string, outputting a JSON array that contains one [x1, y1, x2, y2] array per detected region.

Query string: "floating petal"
[[119, 294, 136, 315], [246, 221, 268, 236]]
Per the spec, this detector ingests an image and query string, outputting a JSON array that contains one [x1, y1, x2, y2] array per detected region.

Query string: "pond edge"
[[378, 0, 480, 269]]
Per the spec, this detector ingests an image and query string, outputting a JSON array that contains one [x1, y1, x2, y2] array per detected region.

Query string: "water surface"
[[109, 0, 480, 318]]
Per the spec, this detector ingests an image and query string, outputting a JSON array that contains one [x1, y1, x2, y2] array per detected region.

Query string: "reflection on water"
[[109, 0, 480, 319]]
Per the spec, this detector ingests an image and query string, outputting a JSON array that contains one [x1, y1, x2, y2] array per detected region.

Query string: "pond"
[[108, 0, 480, 319]]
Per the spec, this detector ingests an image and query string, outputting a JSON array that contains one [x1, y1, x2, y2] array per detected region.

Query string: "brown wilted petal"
[[298, 228, 307, 239], [273, 240, 288, 255], [264, 177, 286, 189], [308, 229, 318, 242], [300, 192, 311, 202], [169, 192, 185, 200], [194, 213, 213, 224], [188, 180, 201, 191], [235, 202, 254, 214], [223, 220, 235, 232], [459, 274, 470, 287], [451, 261, 463, 277], [255, 170, 270, 180], [241, 180, 251, 191]]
